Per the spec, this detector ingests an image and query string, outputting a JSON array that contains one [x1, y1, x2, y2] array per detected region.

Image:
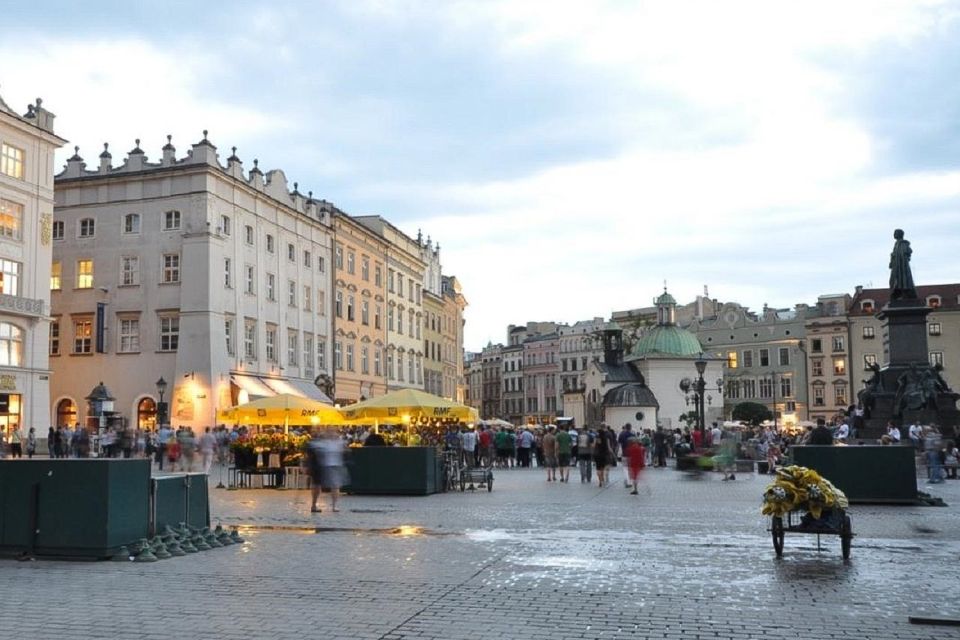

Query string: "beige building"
[[355, 216, 426, 392], [441, 275, 467, 402], [803, 294, 852, 424], [422, 288, 444, 396], [51, 134, 334, 431], [0, 94, 65, 438], [331, 212, 389, 403]]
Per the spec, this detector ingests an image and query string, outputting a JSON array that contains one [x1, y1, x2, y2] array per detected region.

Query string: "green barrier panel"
[[152, 473, 210, 534], [347, 447, 441, 495], [0, 459, 150, 558], [791, 445, 918, 503]]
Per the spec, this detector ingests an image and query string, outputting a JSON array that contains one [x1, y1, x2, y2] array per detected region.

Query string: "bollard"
[[194, 533, 212, 551], [134, 539, 158, 562], [230, 526, 245, 544], [112, 546, 131, 561]]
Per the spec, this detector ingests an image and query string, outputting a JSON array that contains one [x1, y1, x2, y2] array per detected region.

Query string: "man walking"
[[576, 427, 594, 483], [617, 424, 634, 488], [157, 423, 173, 470], [653, 427, 668, 468], [542, 425, 558, 482], [555, 425, 572, 483]]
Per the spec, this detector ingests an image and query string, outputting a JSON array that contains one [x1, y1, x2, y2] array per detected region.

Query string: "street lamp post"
[[694, 354, 708, 437], [156, 377, 168, 428]]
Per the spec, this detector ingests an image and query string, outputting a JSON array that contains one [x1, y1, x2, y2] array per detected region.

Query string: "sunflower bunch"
[[760, 465, 848, 518]]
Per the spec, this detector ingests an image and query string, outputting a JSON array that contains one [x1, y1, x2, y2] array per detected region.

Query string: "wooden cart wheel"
[[772, 516, 784, 557], [841, 514, 852, 560]]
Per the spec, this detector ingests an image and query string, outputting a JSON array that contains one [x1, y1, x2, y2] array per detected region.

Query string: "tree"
[[732, 401, 772, 426], [678, 410, 699, 430]]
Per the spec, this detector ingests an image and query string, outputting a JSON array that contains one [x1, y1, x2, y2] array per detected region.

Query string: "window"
[[832, 336, 845, 352], [927, 295, 942, 309], [159, 316, 179, 351], [929, 322, 942, 336], [409, 310, 415, 337], [758, 348, 769, 367], [303, 285, 311, 311], [778, 347, 790, 366], [416, 284, 421, 304], [163, 210, 181, 230], [362, 346, 370, 374], [397, 309, 403, 334], [79, 217, 95, 238], [224, 258, 232, 288], [833, 358, 846, 375], [52, 220, 63, 240], [347, 251, 355, 274], [335, 291, 343, 318], [118, 318, 140, 353], [220, 215, 231, 236], [0, 322, 23, 366], [287, 330, 298, 366], [287, 243, 295, 262], [334, 341, 342, 370], [347, 295, 355, 321], [245, 225, 254, 245], [375, 304, 382, 330], [812, 359, 823, 377], [742, 350, 753, 368], [864, 354, 877, 370], [245, 265, 255, 295], [266, 234, 275, 253], [0, 259, 19, 295], [287, 280, 296, 307], [397, 274, 403, 297], [304, 335, 314, 376], [930, 352, 944, 367], [317, 289, 325, 316], [361, 257, 369, 281], [779, 376, 792, 398], [265, 327, 277, 362], [727, 351, 738, 369], [725, 379, 740, 399], [834, 384, 847, 406], [398, 353, 404, 381], [860, 300, 875, 313], [121, 256, 139, 286], [317, 256, 325, 273], [388, 307, 394, 331], [73, 319, 92, 354], [388, 270, 395, 292], [266, 274, 276, 301], [49, 320, 60, 356], [317, 340, 326, 371], [374, 348, 382, 376], [375, 265, 382, 287], [863, 326, 875, 339], [303, 250, 311, 268], [162, 254, 180, 283], [1, 144, 24, 179], [123, 213, 140, 234], [225, 318, 234, 356], [50, 261, 61, 291], [415, 314, 421, 339], [76, 259, 93, 289], [811, 338, 822, 353], [758, 377, 773, 398], [335, 246, 343, 269], [244, 321, 256, 359], [814, 386, 825, 406], [742, 379, 756, 398], [361, 300, 369, 325]]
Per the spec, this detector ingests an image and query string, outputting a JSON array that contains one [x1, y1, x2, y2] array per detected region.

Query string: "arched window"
[[137, 397, 157, 430], [927, 295, 942, 309], [0, 322, 23, 366], [56, 398, 77, 427]]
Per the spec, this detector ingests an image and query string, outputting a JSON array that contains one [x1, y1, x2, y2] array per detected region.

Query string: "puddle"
[[234, 523, 455, 537]]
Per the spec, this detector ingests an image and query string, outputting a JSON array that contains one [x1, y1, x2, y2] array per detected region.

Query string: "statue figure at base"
[[889, 229, 917, 301], [857, 362, 883, 419], [895, 363, 936, 417]]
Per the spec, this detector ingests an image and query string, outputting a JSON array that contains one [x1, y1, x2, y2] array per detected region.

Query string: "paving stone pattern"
[[2, 465, 960, 639]]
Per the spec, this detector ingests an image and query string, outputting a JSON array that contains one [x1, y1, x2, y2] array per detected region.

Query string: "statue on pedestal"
[[894, 363, 936, 417], [889, 229, 917, 301], [857, 362, 883, 418]]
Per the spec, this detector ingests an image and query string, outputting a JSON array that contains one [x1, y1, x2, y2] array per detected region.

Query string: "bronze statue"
[[857, 362, 883, 418], [895, 363, 935, 416], [889, 229, 917, 300]]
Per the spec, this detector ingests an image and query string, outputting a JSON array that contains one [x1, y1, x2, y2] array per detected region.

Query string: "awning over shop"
[[230, 375, 275, 401], [232, 374, 333, 404]]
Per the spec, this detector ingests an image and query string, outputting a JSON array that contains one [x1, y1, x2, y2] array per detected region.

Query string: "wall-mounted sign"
[[0, 375, 16, 391]]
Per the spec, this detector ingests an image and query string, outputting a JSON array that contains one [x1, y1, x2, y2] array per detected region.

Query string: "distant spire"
[[99, 142, 111, 158], [227, 146, 240, 162], [68, 146, 83, 161], [162, 134, 175, 151]]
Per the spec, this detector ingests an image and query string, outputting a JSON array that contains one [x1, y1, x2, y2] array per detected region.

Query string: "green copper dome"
[[654, 290, 677, 306], [630, 325, 702, 357]]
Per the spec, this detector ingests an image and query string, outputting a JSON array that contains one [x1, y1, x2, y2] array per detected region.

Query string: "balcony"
[[0, 293, 44, 318]]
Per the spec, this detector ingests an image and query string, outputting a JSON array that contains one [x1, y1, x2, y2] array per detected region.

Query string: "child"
[[625, 437, 646, 495]]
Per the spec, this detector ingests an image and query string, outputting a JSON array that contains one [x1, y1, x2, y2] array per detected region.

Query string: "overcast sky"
[[3, 1, 959, 351]]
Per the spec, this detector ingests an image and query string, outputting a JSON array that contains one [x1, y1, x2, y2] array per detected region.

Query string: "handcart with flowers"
[[761, 465, 854, 560]]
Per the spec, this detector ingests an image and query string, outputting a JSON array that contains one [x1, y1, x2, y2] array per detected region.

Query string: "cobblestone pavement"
[[3, 464, 960, 639]]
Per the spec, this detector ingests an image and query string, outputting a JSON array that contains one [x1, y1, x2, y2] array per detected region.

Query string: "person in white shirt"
[[886, 422, 902, 443], [711, 424, 723, 448], [908, 422, 923, 450], [460, 427, 477, 468], [836, 422, 850, 441]]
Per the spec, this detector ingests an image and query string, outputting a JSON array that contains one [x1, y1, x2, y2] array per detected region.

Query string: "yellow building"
[[331, 212, 389, 403], [422, 289, 445, 396]]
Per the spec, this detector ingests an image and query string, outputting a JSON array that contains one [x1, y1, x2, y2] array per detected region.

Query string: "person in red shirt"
[[691, 428, 703, 452], [478, 426, 494, 468], [625, 437, 646, 495]]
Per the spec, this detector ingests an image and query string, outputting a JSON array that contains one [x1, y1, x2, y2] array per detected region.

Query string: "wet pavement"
[[3, 464, 960, 639]]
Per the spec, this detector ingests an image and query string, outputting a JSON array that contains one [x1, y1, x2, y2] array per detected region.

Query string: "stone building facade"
[[0, 94, 65, 438], [441, 275, 467, 402], [51, 134, 334, 431], [803, 294, 852, 425], [523, 333, 560, 423]]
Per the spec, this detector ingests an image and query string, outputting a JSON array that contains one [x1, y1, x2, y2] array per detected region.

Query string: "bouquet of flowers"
[[761, 465, 848, 518]]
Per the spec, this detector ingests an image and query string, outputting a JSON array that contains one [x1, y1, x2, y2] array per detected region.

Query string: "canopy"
[[481, 418, 513, 428], [218, 393, 343, 431], [340, 388, 478, 423]]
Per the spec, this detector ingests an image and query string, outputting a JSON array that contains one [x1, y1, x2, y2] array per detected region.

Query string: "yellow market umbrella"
[[340, 388, 478, 423], [218, 393, 344, 432]]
